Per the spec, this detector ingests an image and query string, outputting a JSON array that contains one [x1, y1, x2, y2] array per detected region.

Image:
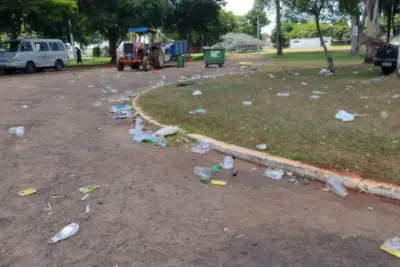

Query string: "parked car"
[[0, 38, 70, 74], [374, 43, 398, 75]]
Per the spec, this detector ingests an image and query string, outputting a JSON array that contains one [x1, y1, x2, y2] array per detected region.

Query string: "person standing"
[[75, 47, 83, 65]]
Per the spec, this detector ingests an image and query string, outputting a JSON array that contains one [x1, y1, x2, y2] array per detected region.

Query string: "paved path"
[[0, 60, 399, 266]]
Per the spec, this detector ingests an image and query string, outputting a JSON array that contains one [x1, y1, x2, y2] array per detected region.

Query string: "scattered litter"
[[256, 144, 268, 150], [93, 102, 102, 106], [8, 126, 25, 137], [372, 77, 382, 82], [210, 163, 222, 172], [302, 179, 309, 185], [361, 80, 370, 85], [380, 236, 400, 258], [211, 180, 227, 186], [192, 90, 202, 96], [87, 85, 95, 88], [319, 69, 333, 76], [289, 178, 298, 184], [235, 233, 244, 239], [101, 80, 114, 85], [22, 105, 29, 109], [354, 113, 367, 117], [223, 156, 234, 169], [81, 194, 90, 201], [277, 92, 290, 97], [191, 141, 212, 154], [352, 70, 359, 74], [310, 95, 320, 99], [360, 96, 369, 99], [47, 223, 79, 244], [154, 126, 179, 137], [125, 90, 136, 97], [326, 179, 348, 198], [194, 167, 212, 179], [367, 206, 374, 211], [312, 90, 326, 95], [66, 80, 75, 83], [152, 71, 158, 76], [392, 95, 400, 99], [85, 205, 90, 213], [263, 168, 284, 180], [103, 86, 117, 93], [114, 111, 133, 119], [335, 110, 355, 122], [243, 100, 252, 106], [177, 79, 195, 87], [345, 85, 355, 90], [286, 171, 293, 176], [267, 74, 275, 78], [321, 188, 330, 192], [189, 108, 207, 115], [301, 82, 308, 86], [79, 185, 99, 194], [44, 202, 52, 211], [161, 75, 166, 80], [232, 168, 238, 177], [111, 104, 133, 113], [223, 227, 230, 232], [381, 110, 389, 119], [142, 135, 167, 147], [17, 188, 36, 196]]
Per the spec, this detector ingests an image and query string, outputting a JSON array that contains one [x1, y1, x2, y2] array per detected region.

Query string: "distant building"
[[289, 37, 331, 49]]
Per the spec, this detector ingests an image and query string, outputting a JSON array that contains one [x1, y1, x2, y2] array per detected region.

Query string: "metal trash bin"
[[203, 47, 226, 68]]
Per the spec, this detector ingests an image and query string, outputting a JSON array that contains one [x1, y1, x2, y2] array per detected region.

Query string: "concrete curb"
[[132, 80, 400, 201]]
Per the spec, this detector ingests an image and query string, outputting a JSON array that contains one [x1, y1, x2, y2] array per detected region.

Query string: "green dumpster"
[[177, 55, 185, 68], [203, 47, 225, 68]]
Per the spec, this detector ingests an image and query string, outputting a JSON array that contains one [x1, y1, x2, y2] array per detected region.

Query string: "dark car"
[[374, 44, 398, 75]]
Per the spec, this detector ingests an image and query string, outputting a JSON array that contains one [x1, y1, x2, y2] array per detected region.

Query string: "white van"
[[0, 38, 70, 74]]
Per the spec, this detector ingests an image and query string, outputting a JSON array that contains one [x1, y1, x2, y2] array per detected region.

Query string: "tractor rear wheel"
[[152, 48, 164, 70], [142, 57, 150, 72]]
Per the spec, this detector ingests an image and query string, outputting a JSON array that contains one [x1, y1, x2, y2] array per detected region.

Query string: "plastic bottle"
[[135, 117, 143, 130], [8, 126, 25, 137], [326, 179, 348, 198], [223, 156, 234, 169], [194, 167, 212, 179], [47, 223, 79, 244]]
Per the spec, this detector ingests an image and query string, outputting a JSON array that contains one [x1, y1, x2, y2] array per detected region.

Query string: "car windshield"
[[0, 41, 21, 52]]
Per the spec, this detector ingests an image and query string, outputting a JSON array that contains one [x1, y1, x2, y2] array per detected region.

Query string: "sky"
[[224, 0, 275, 34]]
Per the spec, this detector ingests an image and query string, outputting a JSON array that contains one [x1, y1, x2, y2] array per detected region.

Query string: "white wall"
[[290, 37, 331, 49]]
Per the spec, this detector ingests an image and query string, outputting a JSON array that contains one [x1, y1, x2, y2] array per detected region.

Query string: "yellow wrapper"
[[79, 185, 99, 194], [211, 180, 227, 186], [381, 237, 400, 258], [238, 62, 253, 66], [17, 188, 37, 196]]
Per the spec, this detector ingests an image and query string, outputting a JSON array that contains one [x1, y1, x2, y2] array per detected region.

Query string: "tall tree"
[[0, 0, 76, 39], [338, 0, 366, 56], [245, 4, 270, 39], [293, 0, 336, 72], [79, 0, 170, 63], [165, 0, 224, 46], [364, 0, 380, 63]]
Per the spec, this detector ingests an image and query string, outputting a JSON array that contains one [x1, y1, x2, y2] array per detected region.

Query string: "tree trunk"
[[364, 0, 380, 63], [275, 0, 283, 55], [109, 38, 118, 64], [386, 7, 392, 43], [350, 15, 360, 56], [315, 15, 335, 73]]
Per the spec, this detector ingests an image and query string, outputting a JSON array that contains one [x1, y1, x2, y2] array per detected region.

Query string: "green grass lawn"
[[138, 49, 400, 184], [66, 57, 111, 68]]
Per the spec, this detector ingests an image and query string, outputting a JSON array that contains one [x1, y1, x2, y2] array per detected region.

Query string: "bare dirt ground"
[[1, 59, 399, 267]]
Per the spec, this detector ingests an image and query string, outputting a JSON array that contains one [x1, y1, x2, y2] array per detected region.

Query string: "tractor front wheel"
[[117, 61, 124, 72], [152, 48, 164, 70]]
